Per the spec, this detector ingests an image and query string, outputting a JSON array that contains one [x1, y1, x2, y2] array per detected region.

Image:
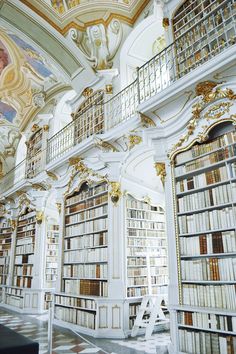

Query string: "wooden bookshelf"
[[173, 122, 236, 353], [172, 0, 236, 77], [126, 195, 168, 298], [13, 209, 36, 288], [55, 181, 108, 330], [0, 218, 12, 286]]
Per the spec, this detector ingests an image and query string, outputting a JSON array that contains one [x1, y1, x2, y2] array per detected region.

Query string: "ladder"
[[131, 294, 169, 340]]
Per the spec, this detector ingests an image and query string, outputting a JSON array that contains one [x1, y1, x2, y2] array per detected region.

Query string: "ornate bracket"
[[36, 211, 44, 224], [128, 135, 142, 150]]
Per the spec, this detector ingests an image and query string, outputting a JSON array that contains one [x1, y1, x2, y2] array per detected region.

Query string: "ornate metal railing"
[[138, 0, 236, 103]]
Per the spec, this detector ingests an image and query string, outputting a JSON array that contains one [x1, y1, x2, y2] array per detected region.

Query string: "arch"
[[51, 90, 76, 136], [119, 3, 164, 88]]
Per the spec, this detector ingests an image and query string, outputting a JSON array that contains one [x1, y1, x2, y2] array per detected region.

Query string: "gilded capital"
[[109, 182, 122, 205], [154, 162, 166, 186], [36, 211, 44, 224]]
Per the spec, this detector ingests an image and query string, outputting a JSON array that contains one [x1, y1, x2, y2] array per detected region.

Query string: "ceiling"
[[20, 0, 150, 34]]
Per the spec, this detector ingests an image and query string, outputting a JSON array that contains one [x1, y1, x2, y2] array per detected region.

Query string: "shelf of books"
[[54, 181, 109, 334], [173, 122, 236, 353], [0, 217, 12, 287], [173, 0, 235, 77], [45, 223, 59, 289], [26, 128, 43, 178], [126, 195, 168, 330]]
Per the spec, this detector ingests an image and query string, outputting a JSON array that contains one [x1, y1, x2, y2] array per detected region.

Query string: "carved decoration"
[[31, 124, 40, 132], [154, 163, 166, 186], [32, 91, 46, 108], [109, 182, 122, 205], [46, 171, 58, 181], [93, 137, 119, 152], [105, 84, 113, 94], [169, 87, 236, 158], [56, 203, 62, 214], [10, 219, 17, 230], [43, 125, 49, 132], [162, 18, 170, 29], [204, 102, 233, 120], [17, 192, 35, 215], [69, 157, 82, 166], [69, 19, 123, 70], [195, 81, 219, 102], [36, 211, 44, 224], [128, 135, 142, 150], [140, 114, 156, 128], [82, 87, 93, 97]]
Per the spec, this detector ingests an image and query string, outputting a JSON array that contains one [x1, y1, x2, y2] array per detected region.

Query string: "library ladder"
[[131, 294, 169, 340]]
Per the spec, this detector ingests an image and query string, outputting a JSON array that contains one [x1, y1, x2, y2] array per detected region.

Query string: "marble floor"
[[0, 307, 170, 354]]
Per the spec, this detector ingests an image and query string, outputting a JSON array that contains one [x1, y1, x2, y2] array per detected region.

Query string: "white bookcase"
[[0, 217, 12, 287], [172, 122, 236, 353]]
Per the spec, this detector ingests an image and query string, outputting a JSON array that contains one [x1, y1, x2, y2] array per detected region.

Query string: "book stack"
[[174, 123, 236, 353], [0, 218, 12, 286]]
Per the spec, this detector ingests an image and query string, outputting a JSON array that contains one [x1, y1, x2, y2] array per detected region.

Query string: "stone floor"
[[0, 307, 170, 354]]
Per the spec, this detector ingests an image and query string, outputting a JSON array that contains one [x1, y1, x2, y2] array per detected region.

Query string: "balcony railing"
[[138, 0, 236, 103], [1, 0, 235, 193]]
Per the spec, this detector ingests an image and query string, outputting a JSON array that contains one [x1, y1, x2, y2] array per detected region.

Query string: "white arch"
[[120, 3, 164, 88]]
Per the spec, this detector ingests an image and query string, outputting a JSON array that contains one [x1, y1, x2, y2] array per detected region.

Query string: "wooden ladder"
[[131, 294, 169, 340]]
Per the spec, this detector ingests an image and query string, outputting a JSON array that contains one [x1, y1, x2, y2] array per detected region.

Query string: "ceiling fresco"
[[0, 101, 17, 123], [20, 0, 150, 34]]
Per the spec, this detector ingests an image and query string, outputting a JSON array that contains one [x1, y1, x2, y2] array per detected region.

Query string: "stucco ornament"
[[69, 19, 123, 70]]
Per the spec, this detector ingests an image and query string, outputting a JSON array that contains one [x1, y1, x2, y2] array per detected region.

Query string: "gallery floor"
[[0, 308, 170, 354]]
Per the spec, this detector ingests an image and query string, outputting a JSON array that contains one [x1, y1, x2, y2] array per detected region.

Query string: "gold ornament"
[[128, 135, 142, 149], [109, 182, 122, 205], [43, 125, 49, 132], [162, 18, 169, 29], [56, 203, 62, 214], [36, 211, 44, 224], [195, 81, 218, 102], [31, 124, 40, 132], [154, 163, 166, 186], [11, 220, 17, 230], [140, 114, 156, 128], [204, 102, 233, 120]]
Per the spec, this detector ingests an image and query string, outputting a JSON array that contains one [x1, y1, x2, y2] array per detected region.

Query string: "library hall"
[[0, 0, 235, 353]]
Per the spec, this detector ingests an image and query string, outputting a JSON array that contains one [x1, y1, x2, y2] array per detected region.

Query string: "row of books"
[[13, 276, 32, 288], [16, 237, 34, 246], [127, 247, 167, 258], [127, 274, 168, 286], [127, 286, 149, 297], [127, 220, 165, 230], [181, 257, 236, 281], [129, 302, 141, 316], [128, 229, 165, 238], [178, 328, 236, 354], [177, 183, 235, 212], [65, 232, 107, 249], [0, 228, 11, 235], [180, 231, 236, 256], [65, 219, 107, 237], [64, 247, 107, 263], [178, 206, 235, 234], [126, 200, 163, 212], [55, 295, 96, 310], [63, 263, 108, 278], [55, 306, 96, 329], [65, 184, 108, 206], [178, 310, 236, 332], [66, 194, 108, 214], [176, 166, 228, 193], [182, 284, 236, 309], [127, 237, 166, 247], [14, 265, 33, 276], [15, 244, 34, 255], [64, 278, 108, 297], [0, 275, 7, 284], [175, 144, 236, 176], [16, 231, 35, 238], [17, 225, 36, 232], [18, 212, 35, 221], [0, 220, 11, 228], [15, 254, 34, 264], [127, 209, 164, 221], [65, 205, 108, 225]]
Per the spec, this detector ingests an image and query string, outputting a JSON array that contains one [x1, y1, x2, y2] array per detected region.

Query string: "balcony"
[[0, 0, 235, 195]]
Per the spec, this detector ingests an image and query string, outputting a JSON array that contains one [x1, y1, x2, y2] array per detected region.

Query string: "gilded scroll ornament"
[[141, 114, 156, 128], [195, 81, 218, 102], [154, 163, 166, 186], [128, 135, 142, 149], [204, 102, 233, 120], [36, 211, 44, 224]]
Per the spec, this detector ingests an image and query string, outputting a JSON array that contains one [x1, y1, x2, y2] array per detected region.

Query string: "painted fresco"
[[51, 0, 65, 14], [0, 40, 11, 77], [0, 101, 17, 123], [8, 34, 53, 78]]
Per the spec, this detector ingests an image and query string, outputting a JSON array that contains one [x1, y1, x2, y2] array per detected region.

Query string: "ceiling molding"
[[19, 0, 151, 34]]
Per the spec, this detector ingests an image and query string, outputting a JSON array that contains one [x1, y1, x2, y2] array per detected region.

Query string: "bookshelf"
[[0, 217, 12, 286], [173, 122, 236, 353], [45, 223, 59, 288], [13, 209, 36, 289], [55, 181, 108, 332], [126, 195, 168, 298], [172, 0, 235, 77], [26, 128, 44, 178]]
